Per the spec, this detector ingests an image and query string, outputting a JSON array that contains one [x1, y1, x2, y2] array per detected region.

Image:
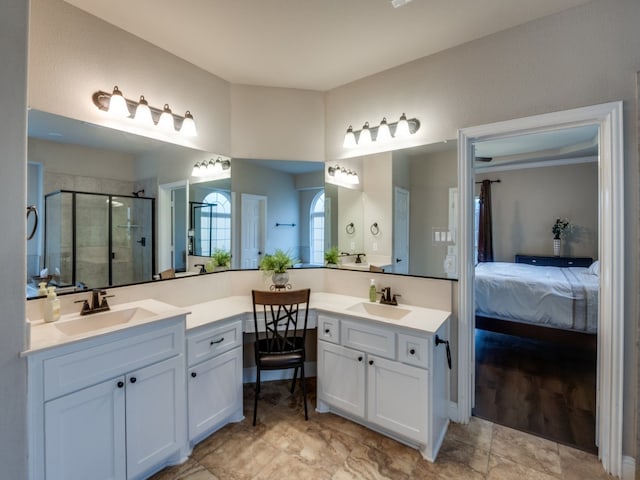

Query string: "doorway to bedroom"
[[470, 130, 599, 452], [457, 102, 625, 476]]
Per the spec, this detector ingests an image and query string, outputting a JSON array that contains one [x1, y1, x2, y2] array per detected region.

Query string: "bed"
[[474, 260, 599, 346]]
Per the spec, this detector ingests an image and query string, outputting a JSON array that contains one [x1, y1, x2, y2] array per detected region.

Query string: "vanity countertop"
[[186, 292, 450, 334], [24, 293, 451, 355], [24, 299, 190, 355]]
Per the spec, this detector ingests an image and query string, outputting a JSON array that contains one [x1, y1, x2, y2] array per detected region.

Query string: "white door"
[[158, 181, 189, 273], [317, 341, 366, 417], [393, 187, 410, 274], [125, 355, 186, 480], [45, 377, 126, 480], [367, 355, 428, 444], [188, 348, 243, 443], [241, 194, 267, 269]]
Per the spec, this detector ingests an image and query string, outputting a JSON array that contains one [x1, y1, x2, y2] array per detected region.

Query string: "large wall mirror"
[[26, 110, 324, 298], [325, 140, 458, 279]]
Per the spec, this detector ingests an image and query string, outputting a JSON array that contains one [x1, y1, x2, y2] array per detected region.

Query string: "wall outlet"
[[350, 241, 355, 250], [372, 242, 378, 251]]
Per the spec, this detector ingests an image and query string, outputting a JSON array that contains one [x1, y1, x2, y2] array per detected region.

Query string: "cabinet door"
[[125, 355, 186, 480], [367, 355, 428, 444], [45, 377, 126, 480], [188, 347, 243, 443], [317, 341, 366, 417]]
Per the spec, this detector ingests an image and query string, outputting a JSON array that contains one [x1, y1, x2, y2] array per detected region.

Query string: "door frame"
[[393, 186, 410, 274], [457, 101, 624, 476], [158, 180, 189, 273], [240, 193, 267, 269]]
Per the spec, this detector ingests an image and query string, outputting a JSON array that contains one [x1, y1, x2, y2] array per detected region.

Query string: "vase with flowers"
[[551, 218, 571, 256]]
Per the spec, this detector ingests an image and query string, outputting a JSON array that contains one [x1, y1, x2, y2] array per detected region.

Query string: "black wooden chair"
[[251, 288, 311, 426]]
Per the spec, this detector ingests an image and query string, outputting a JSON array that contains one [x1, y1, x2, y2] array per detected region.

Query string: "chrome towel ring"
[[370, 222, 380, 236]]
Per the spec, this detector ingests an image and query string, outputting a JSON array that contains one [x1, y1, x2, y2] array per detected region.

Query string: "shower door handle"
[[26, 205, 38, 240], [136, 237, 146, 247]]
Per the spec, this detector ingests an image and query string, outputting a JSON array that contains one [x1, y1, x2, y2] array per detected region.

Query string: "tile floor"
[[149, 379, 613, 480]]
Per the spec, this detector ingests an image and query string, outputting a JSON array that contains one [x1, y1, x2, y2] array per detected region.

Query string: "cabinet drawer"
[[187, 320, 242, 366], [318, 315, 340, 344], [341, 319, 395, 360], [44, 319, 184, 401], [398, 333, 430, 369]]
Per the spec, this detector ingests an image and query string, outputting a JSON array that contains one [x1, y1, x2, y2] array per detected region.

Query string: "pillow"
[[588, 260, 600, 276]]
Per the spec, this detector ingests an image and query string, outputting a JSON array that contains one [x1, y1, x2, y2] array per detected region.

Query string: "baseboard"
[[622, 455, 635, 480], [242, 362, 317, 384], [448, 401, 459, 422]]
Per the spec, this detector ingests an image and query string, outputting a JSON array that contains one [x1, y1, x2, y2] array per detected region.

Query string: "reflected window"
[[198, 191, 231, 256], [310, 191, 325, 265]]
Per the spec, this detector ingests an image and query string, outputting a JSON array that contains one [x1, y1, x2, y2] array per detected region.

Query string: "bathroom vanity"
[[24, 290, 450, 480]]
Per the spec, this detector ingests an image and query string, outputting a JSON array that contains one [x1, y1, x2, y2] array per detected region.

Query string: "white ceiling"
[[64, 0, 592, 91]]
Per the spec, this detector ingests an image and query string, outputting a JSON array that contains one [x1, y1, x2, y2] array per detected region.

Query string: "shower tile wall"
[[75, 194, 109, 289], [44, 172, 134, 197]]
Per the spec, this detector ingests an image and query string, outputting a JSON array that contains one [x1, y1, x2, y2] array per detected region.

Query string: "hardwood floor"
[[473, 328, 597, 453]]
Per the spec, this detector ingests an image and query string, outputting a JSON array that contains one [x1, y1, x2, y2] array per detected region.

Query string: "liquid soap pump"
[[43, 286, 61, 323], [369, 279, 377, 302]]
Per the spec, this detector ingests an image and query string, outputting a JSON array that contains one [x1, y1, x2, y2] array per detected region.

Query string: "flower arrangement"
[[552, 218, 572, 240]]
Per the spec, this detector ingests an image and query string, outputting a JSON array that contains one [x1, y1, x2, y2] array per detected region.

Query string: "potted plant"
[[551, 218, 572, 256], [259, 249, 297, 288], [324, 246, 340, 267], [205, 248, 232, 272]]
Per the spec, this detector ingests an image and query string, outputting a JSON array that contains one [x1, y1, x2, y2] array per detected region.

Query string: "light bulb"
[[157, 104, 175, 132], [180, 110, 198, 137], [191, 162, 202, 177], [343, 125, 357, 148], [359, 122, 372, 145], [134, 95, 153, 126], [395, 113, 411, 137], [377, 117, 392, 142], [107, 86, 130, 118]]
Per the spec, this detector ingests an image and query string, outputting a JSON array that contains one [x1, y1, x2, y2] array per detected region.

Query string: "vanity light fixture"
[[93, 86, 197, 136], [327, 164, 359, 185], [191, 157, 231, 177], [342, 113, 420, 148]]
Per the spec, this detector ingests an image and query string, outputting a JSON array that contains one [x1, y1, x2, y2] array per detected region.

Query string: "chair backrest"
[[252, 289, 311, 354]]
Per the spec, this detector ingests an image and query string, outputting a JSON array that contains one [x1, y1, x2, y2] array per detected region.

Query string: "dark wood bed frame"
[[475, 315, 597, 351]]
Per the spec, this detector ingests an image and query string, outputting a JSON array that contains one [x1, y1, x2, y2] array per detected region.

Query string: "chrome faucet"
[[74, 289, 113, 315]]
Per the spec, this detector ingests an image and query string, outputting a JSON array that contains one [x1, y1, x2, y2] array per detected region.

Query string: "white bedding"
[[475, 262, 599, 333]]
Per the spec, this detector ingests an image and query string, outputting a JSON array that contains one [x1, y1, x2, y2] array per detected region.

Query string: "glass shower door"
[[75, 193, 110, 289], [111, 196, 153, 286]]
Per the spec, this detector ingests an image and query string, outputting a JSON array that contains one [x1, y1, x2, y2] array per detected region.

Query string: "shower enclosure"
[[45, 191, 155, 290]]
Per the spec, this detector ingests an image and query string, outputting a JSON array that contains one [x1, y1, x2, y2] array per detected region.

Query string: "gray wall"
[[477, 163, 598, 262], [326, 0, 640, 458], [0, 1, 28, 478]]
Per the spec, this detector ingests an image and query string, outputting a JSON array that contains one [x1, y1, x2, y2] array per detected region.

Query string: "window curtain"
[[478, 179, 494, 262]]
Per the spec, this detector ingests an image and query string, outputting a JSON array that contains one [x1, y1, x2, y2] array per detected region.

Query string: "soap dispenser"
[[369, 279, 377, 302], [44, 286, 61, 323], [37, 282, 48, 296]]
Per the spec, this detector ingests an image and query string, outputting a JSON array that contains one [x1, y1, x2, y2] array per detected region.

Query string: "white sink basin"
[[55, 307, 156, 336], [346, 302, 411, 320]]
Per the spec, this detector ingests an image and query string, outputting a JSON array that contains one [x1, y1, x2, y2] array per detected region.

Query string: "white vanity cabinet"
[[27, 316, 188, 480], [186, 318, 244, 444], [316, 313, 450, 462]]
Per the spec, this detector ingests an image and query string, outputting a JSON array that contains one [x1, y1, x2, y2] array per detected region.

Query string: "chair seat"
[[258, 351, 303, 369]]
